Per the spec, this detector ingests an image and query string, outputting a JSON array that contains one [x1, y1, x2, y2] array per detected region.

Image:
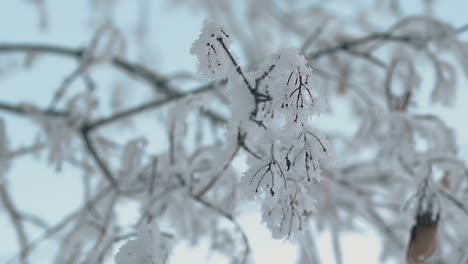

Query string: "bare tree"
[[1, 0, 468, 263]]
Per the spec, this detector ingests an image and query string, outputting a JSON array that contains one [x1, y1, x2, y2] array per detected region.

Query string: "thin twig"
[[80, 126, 118, 188]]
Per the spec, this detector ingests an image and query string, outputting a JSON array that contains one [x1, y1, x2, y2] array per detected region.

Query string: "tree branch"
[[0, 43, 227, 125], [0, 184, 29, 264], [308, 22, 468, 60], [0, 102, 67, 118], [84, 80, 226, 131], [80, 126, 118, 188], [0, 44, 174, 95]]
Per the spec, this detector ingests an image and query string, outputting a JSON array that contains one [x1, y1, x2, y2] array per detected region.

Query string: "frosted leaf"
[[241, 144, 288, 199], [267, 48, 324, 124], [261, 183, 316, 240], [239, 124, 330, 239], [241, 159, 274, 199], [283, 126, 331, 183], [242, 125, 331, 191], [191, 20, 233, 80], [115, 222, 171, 264]]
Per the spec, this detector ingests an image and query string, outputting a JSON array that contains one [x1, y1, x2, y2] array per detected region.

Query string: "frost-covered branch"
[[308, 22, 468, 60]]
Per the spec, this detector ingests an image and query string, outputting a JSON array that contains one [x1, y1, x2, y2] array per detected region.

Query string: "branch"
[[308, 22, 468, 60], [0, 184, 29, 264], [215, 37, 253, 91], [0, 43, 227, 125], [308, 32, 409, 60], [84, 80, 225, 131], [0, 102, 119, 190], [0, 102, 67, 118], [80, 125, 118, 188], [1, 80, 225, 132], [0, 44, 174, 95], [1, 84, 223, 189], [0, 103, 118, 188], [18, 211, 49, 230]]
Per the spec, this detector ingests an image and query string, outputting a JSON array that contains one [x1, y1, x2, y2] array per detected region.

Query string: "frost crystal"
[[115, 222, 171, 264]]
